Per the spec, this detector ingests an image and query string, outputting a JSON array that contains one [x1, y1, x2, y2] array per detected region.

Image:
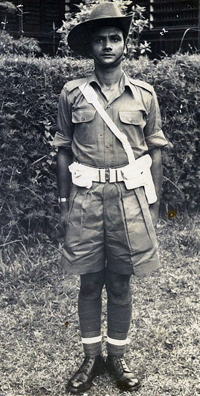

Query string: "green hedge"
[[123, 54, 200, 214], [0, 53, 199, 248], [0, 32, 41, 55]]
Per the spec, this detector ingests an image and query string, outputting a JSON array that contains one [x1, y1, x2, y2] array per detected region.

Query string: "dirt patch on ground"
[[0, 216, 200, 396]]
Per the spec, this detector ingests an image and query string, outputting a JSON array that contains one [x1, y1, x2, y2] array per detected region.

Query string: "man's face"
[[90, 26, 125, 67]]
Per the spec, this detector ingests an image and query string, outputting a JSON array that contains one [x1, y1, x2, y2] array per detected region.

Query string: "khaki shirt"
[[54, 72, 168, 168]]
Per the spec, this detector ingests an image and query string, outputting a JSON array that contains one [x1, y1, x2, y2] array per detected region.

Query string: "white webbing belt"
[[79, 82, 135, 165]]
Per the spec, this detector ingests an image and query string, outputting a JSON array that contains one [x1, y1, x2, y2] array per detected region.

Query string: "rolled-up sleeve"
[[53, 88, 73, 150], [145, 89, 169, 149]]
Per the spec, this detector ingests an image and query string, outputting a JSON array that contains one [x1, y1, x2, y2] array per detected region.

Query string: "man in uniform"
[[53, 2, 168, 394]]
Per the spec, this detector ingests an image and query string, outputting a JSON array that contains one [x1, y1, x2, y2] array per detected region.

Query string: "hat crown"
[[89, 2, 123, 21], [68, 1, 132, 57]]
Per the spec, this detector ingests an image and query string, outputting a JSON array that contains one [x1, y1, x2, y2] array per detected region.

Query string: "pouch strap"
[[79, 82, 135, 165]]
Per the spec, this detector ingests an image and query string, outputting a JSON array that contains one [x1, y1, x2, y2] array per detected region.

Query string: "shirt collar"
[[87, 72, 100, 86], [87, 71, 133, 96]]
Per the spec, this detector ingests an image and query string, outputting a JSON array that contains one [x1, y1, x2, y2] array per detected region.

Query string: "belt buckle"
[[105, 168, 110, 182]]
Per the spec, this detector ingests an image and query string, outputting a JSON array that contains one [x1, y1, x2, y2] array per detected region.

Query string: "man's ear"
[[124, 44, 128, 57], [88, 49, 94, 59], [87, 42, 93, 58]]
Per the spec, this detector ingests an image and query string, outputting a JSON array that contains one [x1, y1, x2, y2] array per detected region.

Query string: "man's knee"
[[105, 269, 132, 304], [79, 269, 105, 300]]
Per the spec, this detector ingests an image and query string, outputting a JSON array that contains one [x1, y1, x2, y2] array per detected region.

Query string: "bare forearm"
[[57, 147, 73, 199], [149, 148, 163, 205], [148, 148, 163, 226]]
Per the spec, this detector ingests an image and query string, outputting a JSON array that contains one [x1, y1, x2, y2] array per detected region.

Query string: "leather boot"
[[66, 354, 105, 394], [106, 355, 141, 391]]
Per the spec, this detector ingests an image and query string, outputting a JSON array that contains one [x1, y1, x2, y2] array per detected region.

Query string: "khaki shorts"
[[61, 182, 161, 277]]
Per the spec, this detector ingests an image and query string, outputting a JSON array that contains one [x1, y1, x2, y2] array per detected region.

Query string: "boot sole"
[[116, 379, 141, 392]]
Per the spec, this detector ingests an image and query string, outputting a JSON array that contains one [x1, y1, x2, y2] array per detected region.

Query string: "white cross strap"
[[79, 82, 135, 165]]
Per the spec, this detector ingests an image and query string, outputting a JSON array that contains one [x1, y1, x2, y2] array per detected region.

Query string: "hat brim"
[[68, 15, 132, 58]]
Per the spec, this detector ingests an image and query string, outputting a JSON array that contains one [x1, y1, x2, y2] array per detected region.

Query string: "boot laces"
[[79, 356, 95, 373], [117, 357, 130, 372]]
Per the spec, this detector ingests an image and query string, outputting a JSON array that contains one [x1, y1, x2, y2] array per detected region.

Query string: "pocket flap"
[[72, 109, 96, 123], [119, 111, 143, 125]]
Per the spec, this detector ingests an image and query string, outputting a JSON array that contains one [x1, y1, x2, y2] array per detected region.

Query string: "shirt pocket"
[[72, 109, 97, 146], [119, 110, 146, 149], [72, 109, 96, 124], [119, 111, 143, 125]]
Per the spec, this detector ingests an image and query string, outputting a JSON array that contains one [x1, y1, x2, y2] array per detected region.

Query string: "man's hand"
[[59, 201, 69, 234], [149, 202, 160, 228]]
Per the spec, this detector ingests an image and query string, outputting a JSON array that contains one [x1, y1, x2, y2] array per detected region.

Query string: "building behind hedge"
[[2, 0, 200, 57], [137, 0, 200, 57]]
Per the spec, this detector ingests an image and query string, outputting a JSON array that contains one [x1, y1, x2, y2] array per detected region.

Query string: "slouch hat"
[[68, 2, 132, 57]]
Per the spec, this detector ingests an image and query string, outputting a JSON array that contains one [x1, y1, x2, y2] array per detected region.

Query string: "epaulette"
[[128, 78, 154, 94], [63, 77, 88, 93]]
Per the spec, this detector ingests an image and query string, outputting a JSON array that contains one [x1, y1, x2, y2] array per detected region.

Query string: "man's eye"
[[112, 37, 121, 42], [95, 38, 103, 43]]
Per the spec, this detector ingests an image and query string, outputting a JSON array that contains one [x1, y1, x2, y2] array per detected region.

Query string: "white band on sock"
[[82, 335, 102, 344], [107, 336, 129, 346]]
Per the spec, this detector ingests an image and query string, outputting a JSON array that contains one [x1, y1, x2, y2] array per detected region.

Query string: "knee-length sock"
[[78, 295, 102, 356], [107, 301, 132, 356]]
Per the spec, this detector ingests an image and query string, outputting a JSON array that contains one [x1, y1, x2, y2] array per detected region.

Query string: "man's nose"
[[103, 38, 112, 50]]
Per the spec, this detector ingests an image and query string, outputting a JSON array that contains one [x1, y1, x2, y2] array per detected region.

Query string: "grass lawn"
[[0, 215, 200, 396]]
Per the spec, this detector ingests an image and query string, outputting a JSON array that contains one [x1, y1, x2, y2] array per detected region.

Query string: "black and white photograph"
[[0, 1, 200, 395]]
